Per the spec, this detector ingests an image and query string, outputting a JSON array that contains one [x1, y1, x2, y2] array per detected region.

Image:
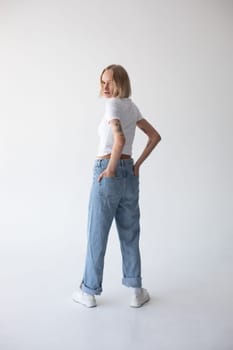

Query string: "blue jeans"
[[80, 158, 142, 295]]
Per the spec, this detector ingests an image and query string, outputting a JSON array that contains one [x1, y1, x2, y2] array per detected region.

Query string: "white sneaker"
[[130, 288, 150, 308], [72, 289, 97, 308]]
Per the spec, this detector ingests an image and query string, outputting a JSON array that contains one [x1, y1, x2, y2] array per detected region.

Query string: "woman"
[[72, 64, 161, 308]]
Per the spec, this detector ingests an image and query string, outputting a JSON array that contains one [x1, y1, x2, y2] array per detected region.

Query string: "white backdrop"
[[0, 1, 233, 349]]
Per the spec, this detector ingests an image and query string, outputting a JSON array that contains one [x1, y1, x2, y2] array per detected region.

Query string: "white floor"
[[1, 251, 232, 350]]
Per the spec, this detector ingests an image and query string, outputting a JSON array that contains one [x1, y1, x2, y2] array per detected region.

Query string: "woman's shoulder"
[[104, 97, 125, 104], [104, 97, 132, 102], [109, 97, 135, 108], [104, 97, 131, 110]]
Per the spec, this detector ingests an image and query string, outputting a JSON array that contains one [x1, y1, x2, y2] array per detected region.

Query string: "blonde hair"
[[99, 64, 132, 98]]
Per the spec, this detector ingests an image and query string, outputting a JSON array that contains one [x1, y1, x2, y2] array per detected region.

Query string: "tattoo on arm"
[[113, 120, 124, 135]]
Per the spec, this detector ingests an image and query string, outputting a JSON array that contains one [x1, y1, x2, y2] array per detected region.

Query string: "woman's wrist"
[[105, 168, 116, 176], [133, 163, 140, 176]]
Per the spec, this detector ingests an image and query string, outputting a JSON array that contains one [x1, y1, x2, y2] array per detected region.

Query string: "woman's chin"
[[104, 93, 112, 98]]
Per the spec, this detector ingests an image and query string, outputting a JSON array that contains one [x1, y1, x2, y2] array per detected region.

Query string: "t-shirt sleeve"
[[133, 103, 144, 122], [104, 98, 121, 122]]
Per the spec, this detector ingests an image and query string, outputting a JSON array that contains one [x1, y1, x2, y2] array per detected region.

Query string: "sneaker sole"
[[130, 296, 150, 308], [72, 297, 97, 308]]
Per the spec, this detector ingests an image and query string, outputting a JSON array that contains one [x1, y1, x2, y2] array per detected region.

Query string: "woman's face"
[[101, 69, 115, 98]]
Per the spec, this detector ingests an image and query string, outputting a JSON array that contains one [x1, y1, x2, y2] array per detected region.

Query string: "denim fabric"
[[80, 158, 142, 295]]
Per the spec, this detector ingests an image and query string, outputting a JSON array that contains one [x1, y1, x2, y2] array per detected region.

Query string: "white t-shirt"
[[97, 97, 144, 157]]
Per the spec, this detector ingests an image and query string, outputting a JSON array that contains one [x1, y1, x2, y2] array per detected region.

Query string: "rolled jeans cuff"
[[80, 281, 102, 296], [122, 277, 142, 288]]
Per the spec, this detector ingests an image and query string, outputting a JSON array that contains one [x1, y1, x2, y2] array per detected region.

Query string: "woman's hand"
[[133, 164, 140, 177], [98, 169, 116, 182]]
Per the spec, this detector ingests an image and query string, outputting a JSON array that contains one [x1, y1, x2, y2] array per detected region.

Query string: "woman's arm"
[[134, 118, 161, 176], [98, 119, 125, 182]]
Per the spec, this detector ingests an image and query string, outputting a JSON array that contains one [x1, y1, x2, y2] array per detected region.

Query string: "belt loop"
[[96, 159, 101, 167]]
